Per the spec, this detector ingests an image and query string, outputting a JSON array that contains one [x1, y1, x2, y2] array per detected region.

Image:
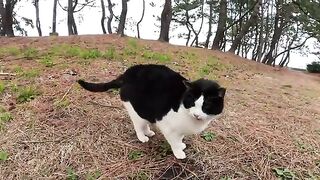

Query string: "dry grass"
[[0, 35, 319, 179]]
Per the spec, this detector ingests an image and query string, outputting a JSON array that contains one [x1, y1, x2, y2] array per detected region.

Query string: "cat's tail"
[[77, 77, 123, 92]]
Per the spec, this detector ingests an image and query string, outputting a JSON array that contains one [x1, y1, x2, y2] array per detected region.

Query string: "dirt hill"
[[0, 35, 319, 179]]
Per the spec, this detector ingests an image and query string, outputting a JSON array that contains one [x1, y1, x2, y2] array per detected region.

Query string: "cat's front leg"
[[163, 132, 186, 159]]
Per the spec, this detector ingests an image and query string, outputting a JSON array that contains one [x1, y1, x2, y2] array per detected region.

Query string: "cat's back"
[[122, 64, 186, 83]]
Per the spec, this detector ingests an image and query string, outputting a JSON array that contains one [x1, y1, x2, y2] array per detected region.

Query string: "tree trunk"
[[100, 0, 106, 34], [137, 0, 145, 39], [34, 0, 42, 36], [190, 0, 205, 47], [117, 0, 127, 36], [158, 0, 172, 42], [0, 0, 5, 36], [262, 0, 284, 65], [256, 0, 264, 62], [204, 1, 213, 48], [228, 0, 262, 53], [211, 0, 227, 50], [106, 0, 113, 34], [67, 0, 74, 35], [52, 0, 58, 34], [4, 0, 14, 37]]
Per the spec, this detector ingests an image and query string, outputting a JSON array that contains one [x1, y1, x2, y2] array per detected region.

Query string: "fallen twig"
[[57, 84, 73, 103], [17, 139, 64, 144], [89, 100, 122, 110], [0, 72, 16, 76]]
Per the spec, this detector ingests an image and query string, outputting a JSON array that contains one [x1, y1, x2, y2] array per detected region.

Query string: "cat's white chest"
[[156, 105, 212, 136]]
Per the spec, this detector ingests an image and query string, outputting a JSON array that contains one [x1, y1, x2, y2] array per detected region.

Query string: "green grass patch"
[[0, 151, 8, 162], [128, 150, 144, 160], [80, 49, 102, 59], [85, 170, 102, 180], [17, 86, 40, 103], [23, 47, 39, 60], [273, 167, 296, 179], [0, 47, 20, 57], [129, 171, 149, 180], [10, 83, 19, 92], [141, 50, 171, 62], [0, 81, 5, 94], [157, 141, 172, 159], [21, 69, 40, 78], [66, 167, 78, 180], [0, 111, 13, 130], [198, 56, 229, 78], [0, 112, 12, 123], [40, 56, 54, 67], [179, 51, 198, 61], [103, 47, 117, 60], [13, 66, 23, 74], [127, 38, 138, 49], [124, 47, 138, 56], [202, 132, 217, 142], [54, 98, 71, 108], [66, 46, 82, 57]]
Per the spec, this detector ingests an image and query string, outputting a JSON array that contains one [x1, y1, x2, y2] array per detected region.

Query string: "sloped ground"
[[0, 35, 319, 179]]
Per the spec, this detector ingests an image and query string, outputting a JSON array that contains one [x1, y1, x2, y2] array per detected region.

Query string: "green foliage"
[[86, 170, 102, 180], [6, 47, 20, 56], [273, 168, 296, 179], [66, 167, 78, 180], [201, 132, 217, 142], [40, 56, 54, 67], [23, 47, 38, 60], [220, 176, 233, 180], [66, 46, 82, 57], [128, 39, 138, 49], [80, 49, 102, 59], [17, 86, 40, 103], [128, 150, 144, 160], [157, 141, 172, 158], [124, 47, 138, 56], [103, 47, 117, 60], [129, 171, 149, 180], [54, 99, 70, 108], [22, 69, 40, 78], [13, 66, 23, 74], [0, 151, 8, 162], [0, 111, 12, 130], [0, 112, 12, 123], [307, 61, 320, 73], [141, 51, 171, 62], [0, 81, 5, 94]]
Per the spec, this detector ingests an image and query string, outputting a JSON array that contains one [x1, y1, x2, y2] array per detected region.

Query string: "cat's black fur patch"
[[78, 64, 226, 123]]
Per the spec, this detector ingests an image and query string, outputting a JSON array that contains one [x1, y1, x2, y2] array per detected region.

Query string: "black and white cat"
[[78, 64, 226, 159]]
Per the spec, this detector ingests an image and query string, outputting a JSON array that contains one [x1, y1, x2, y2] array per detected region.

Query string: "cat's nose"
[[193, 114, 201, 120]]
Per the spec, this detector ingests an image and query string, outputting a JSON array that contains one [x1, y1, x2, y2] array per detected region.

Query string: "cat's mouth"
[[192, 114, 206, 121]]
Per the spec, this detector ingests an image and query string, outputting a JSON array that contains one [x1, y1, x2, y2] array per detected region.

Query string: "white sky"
[[15, 0, 318, 69]]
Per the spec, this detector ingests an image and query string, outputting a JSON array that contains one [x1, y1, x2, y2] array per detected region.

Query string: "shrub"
[[307, 61, 320, 73]]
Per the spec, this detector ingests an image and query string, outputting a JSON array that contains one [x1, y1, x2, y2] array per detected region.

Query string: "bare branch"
[[74, 0, 95, 12], [292, 1, 320, 24], [57, 0, 68, 11], [275, 36, 312, 59]]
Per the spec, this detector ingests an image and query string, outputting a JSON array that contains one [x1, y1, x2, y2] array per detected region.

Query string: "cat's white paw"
[[145, 130, 155, 137], [173, 150, 186, 159], [137, 135, 149, 143], [180, 143, 186, 150]]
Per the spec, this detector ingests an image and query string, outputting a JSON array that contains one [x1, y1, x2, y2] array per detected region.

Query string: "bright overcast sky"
[[15, 0, 318, 69]]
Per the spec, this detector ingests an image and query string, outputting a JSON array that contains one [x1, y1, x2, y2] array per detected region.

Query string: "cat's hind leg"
[[123, 102, 155, 143]]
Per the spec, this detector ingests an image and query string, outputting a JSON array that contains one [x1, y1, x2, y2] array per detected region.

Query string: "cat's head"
[[182, 79, 226, 121]]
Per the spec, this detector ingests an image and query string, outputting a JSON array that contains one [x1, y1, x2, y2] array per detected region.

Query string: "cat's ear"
[[218, 87, 226, 97], [183, 80, 192, 89]]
